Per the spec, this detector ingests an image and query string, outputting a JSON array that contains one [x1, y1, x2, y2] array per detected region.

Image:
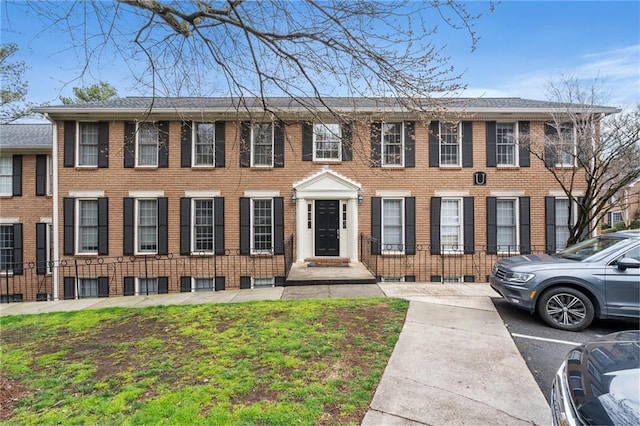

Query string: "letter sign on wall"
[[474, 171, 487, 186]]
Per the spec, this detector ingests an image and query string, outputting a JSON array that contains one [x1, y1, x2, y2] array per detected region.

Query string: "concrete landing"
[[286, 261, 376, 285]]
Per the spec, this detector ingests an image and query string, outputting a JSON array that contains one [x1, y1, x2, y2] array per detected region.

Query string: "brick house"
[[2, 97, 617, 301], [0, 124, 53, 301]]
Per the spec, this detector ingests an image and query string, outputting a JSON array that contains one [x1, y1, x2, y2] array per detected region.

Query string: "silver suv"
[[490, 230, 640, 331]]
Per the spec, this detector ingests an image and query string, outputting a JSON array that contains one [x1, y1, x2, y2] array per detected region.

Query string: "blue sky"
[[2, 0, 639, 109]]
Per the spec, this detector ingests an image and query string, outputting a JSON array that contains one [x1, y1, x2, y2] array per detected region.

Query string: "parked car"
[[551, 330, 640, 426], [490, 230, 640, 331]]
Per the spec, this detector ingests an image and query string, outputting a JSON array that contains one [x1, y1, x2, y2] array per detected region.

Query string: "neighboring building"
[[0, 97, 617, 301], [0, 124, 53, 301]]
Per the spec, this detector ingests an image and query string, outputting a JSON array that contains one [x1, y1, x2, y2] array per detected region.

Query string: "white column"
[[348, 197, 359, 262], [295, 197, 308, 262]]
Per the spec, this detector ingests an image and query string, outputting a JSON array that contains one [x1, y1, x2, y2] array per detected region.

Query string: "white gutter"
[[44, 113, 60, 301]]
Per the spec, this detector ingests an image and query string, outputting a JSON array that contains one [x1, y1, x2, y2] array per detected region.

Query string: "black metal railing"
[[360, 234, 549, 283]]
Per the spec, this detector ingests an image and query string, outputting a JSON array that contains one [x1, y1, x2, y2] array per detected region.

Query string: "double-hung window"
[[0, 225, 14, 272], [556, 124, 576, 167], [0, 157, 12, 196], [496, 123, 517, 166], [441, 199, 462, 252], [382, 122, 403, 166], [194, 123, 215, 166], [440, 122, 460, 166], [137, 199, 158, 253], [252, 199, 273, 253], [313, 123, 341, 161], [496, 199, 518, 252], [252, 123, 274, 167], [78, 278, 99, 298], [382, 199, 404, 252], [78, 122, 100, 166], [555, 198, 572, 251], [193, 199, 214, 253], [77, 200, 98, 254], [137, 122, 159, 166], [137, 277, 158, 295]]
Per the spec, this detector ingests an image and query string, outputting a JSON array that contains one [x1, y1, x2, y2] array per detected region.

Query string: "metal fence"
[[360, 234, 549, 283], [2, 235, 295, 303]]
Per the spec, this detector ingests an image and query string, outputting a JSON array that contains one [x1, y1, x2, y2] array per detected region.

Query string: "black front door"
[[315, 200, 340, 256]]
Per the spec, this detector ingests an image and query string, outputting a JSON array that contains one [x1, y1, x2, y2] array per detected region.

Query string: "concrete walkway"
[[0, 283, 550, 425]]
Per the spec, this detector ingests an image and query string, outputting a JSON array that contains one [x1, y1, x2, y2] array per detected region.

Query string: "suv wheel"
[[538, 287, 595, 331]]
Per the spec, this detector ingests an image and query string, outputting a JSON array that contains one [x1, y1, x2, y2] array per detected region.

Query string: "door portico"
[[292, 167, 361, 263]]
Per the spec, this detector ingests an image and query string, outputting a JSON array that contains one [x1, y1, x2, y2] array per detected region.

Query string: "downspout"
[[44, 113, 60, 301]]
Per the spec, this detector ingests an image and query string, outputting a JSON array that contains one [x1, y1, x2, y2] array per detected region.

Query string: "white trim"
[[68, 190, 105, 198], [312, 122, 342, 162], [129, 190, 164, 198], [438, 122, 462, 167], [250, 198, 274, 255], [185, 190, 220, 198], [381, 121, 405, 167], [381, 198, 405, 255], [244, 190, 280, 197], [495, 197, 520, 254], [192, 277, 215, 292], [75, 121, 100, 168], [495, 121, 520, 167], [191, 198, 215, 254], [135, 122, 160, 168], [490, 190, 526, 197], [250, 122, 274, 167], [548, 190, 584, 197], [440, 197, 464, 254], [40, 217, 52, 223], [135, 198, 159, 255], [376, 190, 411, 197], [0, 217, 19, 224], [75, 198, 99, 255], [435, 190, 470, 197]]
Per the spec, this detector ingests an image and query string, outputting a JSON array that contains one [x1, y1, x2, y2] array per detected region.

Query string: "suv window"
[[557, 235, 628, 261]]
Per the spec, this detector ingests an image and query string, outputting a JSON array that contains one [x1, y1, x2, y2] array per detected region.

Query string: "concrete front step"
[[286, 261, 377, 285]]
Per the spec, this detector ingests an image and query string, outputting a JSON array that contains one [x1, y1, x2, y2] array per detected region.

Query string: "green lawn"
[[0, 298, 408, 425]]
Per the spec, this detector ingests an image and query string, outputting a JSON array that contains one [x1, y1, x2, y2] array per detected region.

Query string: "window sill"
[[438, 165, 462, 170], [496, 165, 520, 169], [313, 159, 341, 163], [190, 252, 214, 257], [381, 165, 405, 169], [381, 252, 406, 257], [75, 166, 99, 170], [134, 166, 159, 170], [250, 252, 274, 257], [441, 251, 465, 256], [191, 165, 217, 170]]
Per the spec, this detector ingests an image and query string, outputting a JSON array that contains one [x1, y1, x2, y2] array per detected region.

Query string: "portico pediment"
[[293, 167, 361, 199]]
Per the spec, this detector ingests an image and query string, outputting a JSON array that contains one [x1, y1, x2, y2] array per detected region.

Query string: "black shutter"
[[157, 197, 168, 255], [64, 121, 75, 167], [214, 197, 225, 255], [463, 275, 475, 283], [12, 155, 22, 196], [371, 197, 381, 255], [486, 121, 497, 167], [240, 276, 251, 289], [240, 197, 251, 254], [302, 122, 313, 161], [180, 198, 191, 255], [63, 197, 75, 255], [430, 197, 441, 254], [240, 121, 251, 167], [275, 276, 285, 287], [123, 277, 135, 296], [519, 197, 531, 254], [123, 198, 134, 255], [158, 121, 169, 168], [429, 121, 440, 167], [158, 277, 168, 294], [98, 277, 109, 298], [36, 223, 47, 275], [341, 123, 353, 161], [98, 122, 109, 168], [215, 277, 225, 291], [545, 196, 556, 254], [273, 197, 284, 254], [98, 198, 109, 255], [124, 121, 136, 168], [486, 197, 497, 254], [64, 277, 76, 300], [180, 276, 191, 292], [463, 197, 475, 254], [274, 122, 285, 168], [544, 123, 558, 168], [370, 122, 381, 167], [405, 121, 415, 168], [462, 121, 473, 167], [12, 223, 22, 275], [215, 121, 226, 168], [36, 154, 47, 196], [577, 196, 588, 241], [181, 121, 192, 167], [518, 121, 530, 167], [405, 197, 416, 255]]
